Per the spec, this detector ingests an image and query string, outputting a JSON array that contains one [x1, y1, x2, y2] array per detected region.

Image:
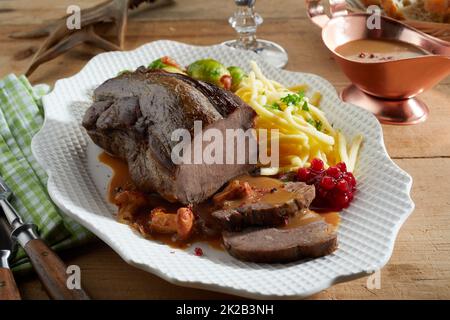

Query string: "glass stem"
[[229, 5, 262, 50], [238, 33, 257, 50]]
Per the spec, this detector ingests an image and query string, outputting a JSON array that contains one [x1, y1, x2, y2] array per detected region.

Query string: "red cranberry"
[[336, 162, 347, 173], [194, 247, 203, 256], [320, 176, 335, 190], [335, 193, 350, 208], [299, 158, 357, 212], [343, 172, 356, 188], [326, 166, 341, 179], [336, 179, 349, 192], [297, 167, 309, 182], [310, 158, 324, 171]]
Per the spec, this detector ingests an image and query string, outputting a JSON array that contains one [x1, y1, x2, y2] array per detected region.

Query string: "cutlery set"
[[0, 175, 89, 300], [0, 217, 20, 300]]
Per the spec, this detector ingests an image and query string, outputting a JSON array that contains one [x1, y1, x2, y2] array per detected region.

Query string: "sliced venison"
[[212, 179, 315, 231], [222, 220, 338, 263], [83, 68, 257, 204]]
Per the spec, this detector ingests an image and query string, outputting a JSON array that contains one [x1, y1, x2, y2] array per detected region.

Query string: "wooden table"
[[1, 0, 449, 299]]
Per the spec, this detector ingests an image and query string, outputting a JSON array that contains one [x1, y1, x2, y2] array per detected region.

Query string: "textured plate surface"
[[31, 40, 414, 299]]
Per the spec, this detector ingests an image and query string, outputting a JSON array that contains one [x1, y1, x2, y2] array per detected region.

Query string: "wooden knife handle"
[[24, 239, 90, 300], [0, 267, 21, 300]]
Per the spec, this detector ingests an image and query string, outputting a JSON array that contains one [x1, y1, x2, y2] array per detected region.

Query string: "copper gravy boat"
[[306, 0, 450, 125]]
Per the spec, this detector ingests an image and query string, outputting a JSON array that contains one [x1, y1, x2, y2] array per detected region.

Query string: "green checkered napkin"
[[0, 74, 94, 272]]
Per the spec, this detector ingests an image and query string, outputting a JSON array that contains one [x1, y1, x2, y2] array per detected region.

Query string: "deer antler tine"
[[115, 0, 130, 48], [128, 0, 174, 17], [26, 26, 122, 76], [25, 30, 90, 76], [27, 22, 75, 72], [22, 0, 173, 76], [86, 27, 122, 51]]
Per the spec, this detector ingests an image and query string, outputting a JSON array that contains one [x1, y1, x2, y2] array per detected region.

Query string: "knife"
[[0, 213, 21, 300], [0, 175, 90, 300]]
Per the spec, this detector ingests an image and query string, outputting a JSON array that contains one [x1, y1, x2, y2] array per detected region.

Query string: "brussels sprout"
[[187, 59, 232, 90], [227, 66, 246, 91], [148, 56, 186, 75]]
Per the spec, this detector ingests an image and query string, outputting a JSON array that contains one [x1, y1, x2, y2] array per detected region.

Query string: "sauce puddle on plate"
[[98, 151, 136, 202], [336, 39, 430, 62], [99, 152, 340, 250]]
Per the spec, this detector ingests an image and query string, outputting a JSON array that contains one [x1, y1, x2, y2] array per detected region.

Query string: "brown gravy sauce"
[[99, 152, 340, 250], [221, 175, 297, 209], [336, 39, 429, 62], [98, 152, 136, 202]]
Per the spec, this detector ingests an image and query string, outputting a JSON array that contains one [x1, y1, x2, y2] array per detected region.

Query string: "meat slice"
[[283, 182, 316, 208], [222, 220, 338, 263], [83, 68, 257, 204], [212, 181, 315, 231]]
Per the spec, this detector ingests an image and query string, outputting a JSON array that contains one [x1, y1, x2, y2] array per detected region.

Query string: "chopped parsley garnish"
[[280, 91, 307, 109], [306, 118, 323, 131], [265, 102, 281, 110], [302, 101, 309, 111], [280, 93, 302, 106], [315, 120, 323, 131]]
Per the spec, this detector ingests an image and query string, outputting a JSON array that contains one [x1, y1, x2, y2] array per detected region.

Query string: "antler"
[[11, 0, 173, 76]]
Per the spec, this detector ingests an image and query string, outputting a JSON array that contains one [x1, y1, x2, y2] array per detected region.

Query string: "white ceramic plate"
[[31, 40, 414, 299]]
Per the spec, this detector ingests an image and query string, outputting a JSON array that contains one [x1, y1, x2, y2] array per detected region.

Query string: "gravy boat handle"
[[306, 0, 349, 29]]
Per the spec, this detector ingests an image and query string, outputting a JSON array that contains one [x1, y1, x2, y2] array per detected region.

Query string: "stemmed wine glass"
[[222, 0, 288, 68]]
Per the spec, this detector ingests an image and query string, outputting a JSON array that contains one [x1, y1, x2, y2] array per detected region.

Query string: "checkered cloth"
[[0, 74, 93, 271]]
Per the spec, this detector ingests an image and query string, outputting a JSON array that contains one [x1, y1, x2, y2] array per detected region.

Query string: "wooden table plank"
[[1, 0, 449, 300]]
